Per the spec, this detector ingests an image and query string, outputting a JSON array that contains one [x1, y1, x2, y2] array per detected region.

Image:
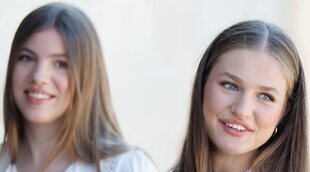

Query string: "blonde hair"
[[2, 2, 128, 171], [174, 20, 308, 172]]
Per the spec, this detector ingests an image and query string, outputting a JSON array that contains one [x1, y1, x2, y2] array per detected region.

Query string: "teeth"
[[28, 92, 50, 100], [225, 123, 246, 131]]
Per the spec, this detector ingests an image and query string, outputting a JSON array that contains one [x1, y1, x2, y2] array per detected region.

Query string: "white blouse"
[[4, 150, 158, 172]]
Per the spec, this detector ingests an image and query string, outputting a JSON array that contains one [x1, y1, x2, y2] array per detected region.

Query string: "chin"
[[215, 142, 253, 155], [23, 114, 61, 125]]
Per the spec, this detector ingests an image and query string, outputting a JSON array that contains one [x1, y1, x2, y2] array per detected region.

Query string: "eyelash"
[[258, 93, 275, 102], [220, 81, 275, 102], [17, 55, 68, 69], [17, 55, 34, 62], [54, 61, 68, 69], [221, 81, 238, 91]]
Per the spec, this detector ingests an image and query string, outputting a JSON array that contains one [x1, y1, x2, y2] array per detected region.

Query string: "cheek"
[[12, 66, 22, 84], [61, 78, 69, 94], [12, 65, 27, 91], [55, 71, 70, 95], [255, 105, 284, 130], [55, 74, 71, 113], [59, 75, 72, 111], [60, 81, 70, 104], [203, 83, 229, 118]]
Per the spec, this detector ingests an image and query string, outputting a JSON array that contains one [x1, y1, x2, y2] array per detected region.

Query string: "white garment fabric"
[[4, 150, 158, 172]]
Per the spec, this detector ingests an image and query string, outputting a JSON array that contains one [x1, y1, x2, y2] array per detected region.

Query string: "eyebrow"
[[218, 72, 280, 95], [19, 47, 67, 58], [218, 72, 242, 83]]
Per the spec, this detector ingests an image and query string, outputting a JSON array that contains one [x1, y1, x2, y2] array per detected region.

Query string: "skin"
[[203, 48, 288, 172], [12, 28, 73, 172]]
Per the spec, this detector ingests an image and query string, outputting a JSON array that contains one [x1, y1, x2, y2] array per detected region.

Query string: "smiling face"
[[203, 48, 288, 156], [12, 28, 70, 125]]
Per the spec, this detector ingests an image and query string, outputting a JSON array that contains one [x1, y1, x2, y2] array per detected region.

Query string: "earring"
[[273, 127, 278, 135]]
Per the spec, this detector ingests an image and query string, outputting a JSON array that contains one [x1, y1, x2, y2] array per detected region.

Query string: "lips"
[[221, 119, 253, 131], [24, 88, 55, 104], [225, 123, 246, 131], [28, 92, 51, 100], [220, 119, 253, 137]]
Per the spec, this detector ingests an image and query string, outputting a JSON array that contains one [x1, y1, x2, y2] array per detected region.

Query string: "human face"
[[12, 28, 70, 125], [203, 48, 287, 155]]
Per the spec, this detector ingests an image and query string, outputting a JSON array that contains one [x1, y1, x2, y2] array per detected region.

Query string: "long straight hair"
[[1, 2, 128, 171], [174, 20, 308, 172]]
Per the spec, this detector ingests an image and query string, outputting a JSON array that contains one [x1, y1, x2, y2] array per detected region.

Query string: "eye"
[[221, 82, 238, 91], [258, 93, 275, 102], [17, 55, 34, 63], [54, 60, 68, 69]]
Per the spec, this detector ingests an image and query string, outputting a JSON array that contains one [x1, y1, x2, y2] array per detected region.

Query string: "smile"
[[225, 123, 246, 131], [220, 120, 253, 137], [28, 92, 51, 100], [24, 89, 55, 105], [25, 90, 54, 105]]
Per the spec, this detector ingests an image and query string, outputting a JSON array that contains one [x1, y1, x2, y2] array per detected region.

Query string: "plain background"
[[0, 0, 309, 171]]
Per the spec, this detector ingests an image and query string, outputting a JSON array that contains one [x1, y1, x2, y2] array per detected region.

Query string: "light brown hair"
[[1, 2, 128, 171], [174, 20, 308, 172]]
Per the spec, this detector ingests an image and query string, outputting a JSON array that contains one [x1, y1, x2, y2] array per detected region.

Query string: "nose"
[[230, 93, 253, 119], [30, 61, 49, 85]]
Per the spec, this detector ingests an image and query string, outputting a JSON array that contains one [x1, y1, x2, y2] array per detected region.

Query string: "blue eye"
[[258, 93, 274, 102], [55, 61, 68, 69], [17, 55, 33, 62], [222, 82, 238, 91]]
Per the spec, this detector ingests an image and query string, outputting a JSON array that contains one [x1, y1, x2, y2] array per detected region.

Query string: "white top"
[[4, 150, 158, 172]]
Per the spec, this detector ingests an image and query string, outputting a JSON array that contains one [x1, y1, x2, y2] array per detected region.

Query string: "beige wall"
[[291, 0, 310, 101], [291, 0, 310, 150], [0, 0, 308, 171]]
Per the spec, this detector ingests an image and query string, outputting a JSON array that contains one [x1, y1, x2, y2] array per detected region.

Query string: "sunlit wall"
[[0, 0, 308, 171]]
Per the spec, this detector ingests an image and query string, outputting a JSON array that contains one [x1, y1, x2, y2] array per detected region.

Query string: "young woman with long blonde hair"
[[0, 3, 157, 172], [173, 20, 308, 172]]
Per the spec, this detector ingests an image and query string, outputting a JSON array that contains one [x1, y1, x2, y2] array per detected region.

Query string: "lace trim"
[[100, 155, 118, 171]]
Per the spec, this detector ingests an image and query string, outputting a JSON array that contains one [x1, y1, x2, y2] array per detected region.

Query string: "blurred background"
[[0, 0, 309, 171]]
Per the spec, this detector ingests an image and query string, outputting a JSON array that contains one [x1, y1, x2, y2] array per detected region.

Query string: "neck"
[[23, 121, 60, 160], [16, 121, 73, 171], [211, 148, 255, 172]]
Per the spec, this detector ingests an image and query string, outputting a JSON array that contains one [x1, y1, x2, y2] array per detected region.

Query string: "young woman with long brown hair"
[[173, 20, 308, 172], [0, 3, 157, 172]]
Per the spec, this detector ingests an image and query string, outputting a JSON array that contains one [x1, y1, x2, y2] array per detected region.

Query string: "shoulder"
[[68, 148, 158, 172], [0, 145, 10, 171], [101, 148, 158, 172]]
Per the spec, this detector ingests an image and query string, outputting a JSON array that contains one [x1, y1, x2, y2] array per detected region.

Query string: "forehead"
[[22, 28, 66, 55], [210, 48, 288, 94]]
